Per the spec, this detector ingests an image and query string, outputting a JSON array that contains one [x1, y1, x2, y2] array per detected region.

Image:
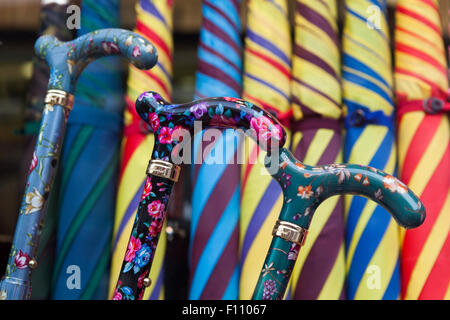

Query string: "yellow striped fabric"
[[342, 0, 401, 300], [239, 0, 292, 300], [108, 0, 173, 300], [289, 0, 345, 300]]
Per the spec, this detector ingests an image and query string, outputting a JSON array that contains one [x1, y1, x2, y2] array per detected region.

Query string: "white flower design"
[[24, 188, 44, 215]]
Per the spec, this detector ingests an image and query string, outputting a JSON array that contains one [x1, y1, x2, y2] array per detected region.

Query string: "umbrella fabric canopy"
[[239, 0, 292, 300], [394, 0, 450, 300], [189, 0, 242, 300], [26, 0, 74, 300], [50, 0, 123, 299], [108, 0, 173, 300], [342, 0, 401, 299], [288, 0, 345, 300]]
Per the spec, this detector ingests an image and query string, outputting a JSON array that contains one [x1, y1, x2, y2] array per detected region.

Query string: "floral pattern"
[[252, 147, 426, 300], [135, 91, 286, 160], [113, 92, 287, 300]]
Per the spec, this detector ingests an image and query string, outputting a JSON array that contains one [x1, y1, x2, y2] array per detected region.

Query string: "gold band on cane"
[[146, 159, 180, 182], [44, 89, 74, 111], [272, 220, 308, 246]]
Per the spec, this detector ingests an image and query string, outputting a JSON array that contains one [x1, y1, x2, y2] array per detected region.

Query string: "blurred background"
[[0, 0, 449, 298]]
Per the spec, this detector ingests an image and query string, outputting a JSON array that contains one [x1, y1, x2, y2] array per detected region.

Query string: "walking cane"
[[112, 91, 425, 300], [252, 148, 426, 300], [0, 29, 158, 300], [112, 92, 285, 300]]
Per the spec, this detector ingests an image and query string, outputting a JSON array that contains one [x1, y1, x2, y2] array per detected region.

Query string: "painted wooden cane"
[[112, 92, 286, 300], [0, 29, 158, 300], [113, 91, 425, 301], [252, 148, 426, 300]]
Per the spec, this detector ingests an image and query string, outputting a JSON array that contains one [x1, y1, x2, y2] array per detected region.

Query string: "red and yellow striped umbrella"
[[109, 0, 173, 300], [394, 0, 450, 300]]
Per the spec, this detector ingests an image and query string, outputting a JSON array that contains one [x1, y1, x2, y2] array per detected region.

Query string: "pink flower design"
[[101, 41, 120, 54], [288, 243, 300, 261], [14, 250, 30, 269], [141, 177, 152, 201], [250, 117, 283, 142], [149, 220, 163, 237], [171, 125, 188, 143], [148, 113, 160, 131], [112, 289, 122, 300], [137, 270, 149, 289], [132, 45, 141, 57], [158, 127, 173, 144], [210, 114, 237, 128], [125, 236, 141, 262], [28, 151, 37, 175], [148, 200, 165, 218], [223, 97, 241, 102]]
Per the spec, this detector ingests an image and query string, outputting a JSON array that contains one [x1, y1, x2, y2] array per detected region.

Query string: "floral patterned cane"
[[252, 148, 426, 300], [112, 92, 286, 300], [0, 29, 158, 300]]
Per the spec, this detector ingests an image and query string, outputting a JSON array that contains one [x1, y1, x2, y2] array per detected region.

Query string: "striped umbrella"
[[189, 0, 242, 300], [394, 0, 450, 300], [288, 0, 345, 300], [342, 0, 401, 299], [25, 0, 74, 300], [108, 0, 173, 300], [50, 0, 123, 300], [239, 0, 292, 300]]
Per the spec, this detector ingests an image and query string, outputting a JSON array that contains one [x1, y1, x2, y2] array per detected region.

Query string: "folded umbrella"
[[50, 0, 123, 299], [189, 0, 242, 300], [108, 0, 174, 300], [342, 0, 400, 299], [394, 0, 450, 300], [239, 0, 292, 300], [288, 0, 345, 300]]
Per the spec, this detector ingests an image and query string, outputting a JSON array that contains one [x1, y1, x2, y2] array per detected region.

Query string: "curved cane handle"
[[111, 92, 286, 300], [252, 148, 425, 300], [268, 148, 425, 230], [135, 91, 286, 158], [35, 28, 158, 92]]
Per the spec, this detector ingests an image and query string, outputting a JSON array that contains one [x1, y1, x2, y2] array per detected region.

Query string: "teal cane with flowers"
[[252, 148, 425, 300]]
